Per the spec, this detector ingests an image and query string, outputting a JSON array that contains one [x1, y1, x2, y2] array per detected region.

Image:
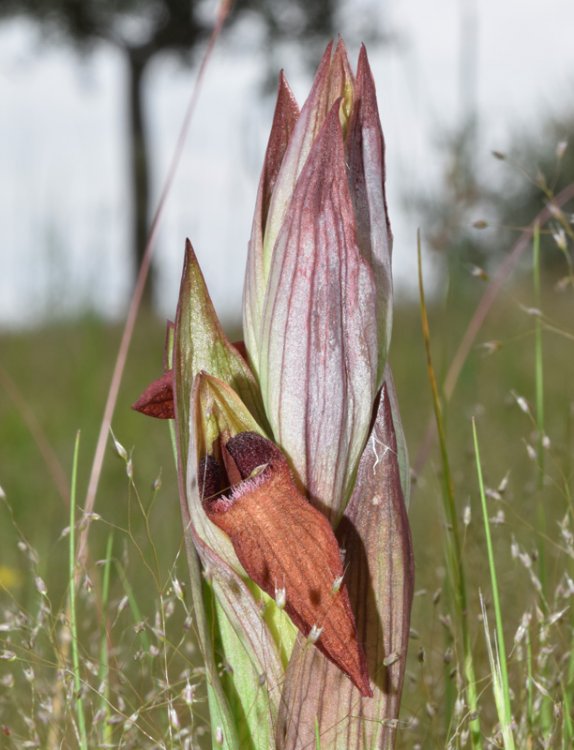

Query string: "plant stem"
[[68, 431, 88, 750], [532, 224, 547, 584], [418, 234, 482, 748], [98, 533, 114, 747], [473, 420, 515, 748]]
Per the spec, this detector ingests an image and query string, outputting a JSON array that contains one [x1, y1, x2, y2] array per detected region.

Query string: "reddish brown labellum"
[[200, 431, 372, 697]]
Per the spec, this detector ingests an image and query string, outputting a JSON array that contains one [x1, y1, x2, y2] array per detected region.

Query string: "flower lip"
[[199, 431, 373, 696], [199, 431, 282, 513]]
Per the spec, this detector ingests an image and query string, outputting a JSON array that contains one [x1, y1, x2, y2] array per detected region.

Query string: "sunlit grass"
[[474, 420, 514, 749]]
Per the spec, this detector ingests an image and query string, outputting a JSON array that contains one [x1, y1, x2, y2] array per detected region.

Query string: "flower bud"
[[244, 42, 393, 521]]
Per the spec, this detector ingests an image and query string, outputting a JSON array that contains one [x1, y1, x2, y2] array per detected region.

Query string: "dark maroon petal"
[[197, 455, 226, 502], [225, 431, 283, 478], [260, 72, 301, 231], [132, 370, 174, 419]]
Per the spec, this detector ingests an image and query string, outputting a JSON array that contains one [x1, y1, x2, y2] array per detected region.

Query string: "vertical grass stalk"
[[98, 532, 114, 747], [417, 234, 482, 748], [473, 420, 515, 748], [532, 223, 555, 736], [532, 223, 547, 588], [525, 628, 534, 740], [68, 430, 88, 750], [562, 679, 573, 749]]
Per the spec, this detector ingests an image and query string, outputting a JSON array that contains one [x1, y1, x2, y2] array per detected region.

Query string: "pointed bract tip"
[[183, 237, 196, 264], [277, 69, 296, 99], [356, 43, 374, 85], [333, 35, 350, 61]]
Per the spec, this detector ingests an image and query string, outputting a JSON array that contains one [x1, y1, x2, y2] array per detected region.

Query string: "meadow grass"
[[0, 313, 207, 747], [0, 263, 573, 747]]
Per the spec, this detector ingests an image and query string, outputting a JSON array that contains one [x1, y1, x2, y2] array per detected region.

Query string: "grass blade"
[[473, 420, 515, 748], [98, 532, 114, 747], [418, 233, 482, 748], [478, 594, 516, 750], [68, 430, 88, 750], [532, 223, 547, 584]]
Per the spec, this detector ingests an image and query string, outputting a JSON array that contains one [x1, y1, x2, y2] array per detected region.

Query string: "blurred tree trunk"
[[127, 48, 153, 307]]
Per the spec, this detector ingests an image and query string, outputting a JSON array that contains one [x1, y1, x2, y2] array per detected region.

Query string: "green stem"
[[473, 420, 515, 749], [533, 224, 547, 587], [98, 533, 114, 746], [418, 235, 482, 748], [68, 431, 88, 750]]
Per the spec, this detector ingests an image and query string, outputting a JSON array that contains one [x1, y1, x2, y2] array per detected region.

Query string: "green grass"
[[0, 313, 179, 600], [473, 419, 514, 749], [418, 235, 481, 749], [68, 430, 88, 749], [0, 313, 206, 747], [0, 271, 573, 747], [393, 270, 573, 747]]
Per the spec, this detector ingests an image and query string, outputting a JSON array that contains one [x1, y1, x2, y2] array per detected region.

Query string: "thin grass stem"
[[473, 420, 515, 748], [68, 430, 88, 750], [418, 233, 482, 749], [98, 532, 114, 747], [533, 224, 548, 585], [526, 627, 534, 740], [532, 223, 555, 736], [478, 594, 516, 750]]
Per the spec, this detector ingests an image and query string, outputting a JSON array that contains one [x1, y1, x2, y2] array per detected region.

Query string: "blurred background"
[[2, 0, 574, 746], [1, 0, 573, 327]]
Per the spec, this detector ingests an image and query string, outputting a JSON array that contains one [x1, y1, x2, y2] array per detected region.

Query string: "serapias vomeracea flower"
[[134, 39, 413, 750]]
